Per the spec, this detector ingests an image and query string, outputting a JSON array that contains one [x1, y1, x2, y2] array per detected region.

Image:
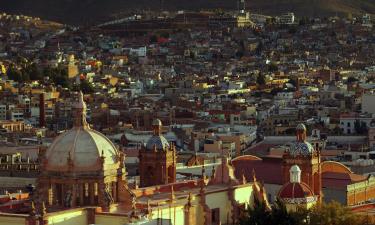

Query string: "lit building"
[[0, 92, 271, 225]]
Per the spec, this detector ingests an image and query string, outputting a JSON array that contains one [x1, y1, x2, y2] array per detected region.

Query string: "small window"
[[211, 208, 220, 224]]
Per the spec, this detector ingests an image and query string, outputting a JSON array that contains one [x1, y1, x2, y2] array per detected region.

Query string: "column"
[[72, 184, 77, 207], [79, 184, 84, 206], [112, 182, 117, 203], [90, 183, 95, 205]]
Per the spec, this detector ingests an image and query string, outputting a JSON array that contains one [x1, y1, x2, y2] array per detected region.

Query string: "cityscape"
[[0, 0, 375, 224]]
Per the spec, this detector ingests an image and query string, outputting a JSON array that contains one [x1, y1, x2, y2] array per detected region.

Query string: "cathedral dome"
[[44, 92, 119, 172], [287, 123, 315, 157], [145, 119, 170, 151], [296, 123, 306, 131], [146, 135, 170, 151], [289, 141, 315, 157], [45, 128, 119, 172]]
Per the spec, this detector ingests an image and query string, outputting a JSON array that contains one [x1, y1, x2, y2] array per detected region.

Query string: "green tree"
[[239, 197, 271, 225], [6, 64, 23, 82], [239, 200, 374, 225], [25, 63, 43, 80], [73, 79, 94, 94], [309, 201, 371, 225]]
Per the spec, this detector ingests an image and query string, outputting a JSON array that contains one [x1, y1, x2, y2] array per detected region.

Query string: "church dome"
[[296, 123, 306, 131], [152, 119, 162, 126], [45, 128, 119, 172], [145, 119, 170, 151], [44, 92, 119, 172], [146, 135, 170, 150], [289, 141, 315, 157], [287, 123, 315, 157], [278, 182, 314, 199]]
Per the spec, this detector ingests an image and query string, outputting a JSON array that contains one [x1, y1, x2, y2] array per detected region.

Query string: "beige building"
[[0, 93, 270, 225]]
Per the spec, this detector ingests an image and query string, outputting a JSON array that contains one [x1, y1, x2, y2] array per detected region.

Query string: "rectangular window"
[[211, 208, 220, 224]]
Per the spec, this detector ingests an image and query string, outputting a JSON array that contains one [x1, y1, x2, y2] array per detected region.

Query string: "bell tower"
[[139, 119, 176, 187], [282, 124, 322, 200]]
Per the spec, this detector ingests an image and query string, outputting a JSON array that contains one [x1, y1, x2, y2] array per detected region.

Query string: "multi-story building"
[[0, 104, 6, 120], [339, 113, 373, 134]]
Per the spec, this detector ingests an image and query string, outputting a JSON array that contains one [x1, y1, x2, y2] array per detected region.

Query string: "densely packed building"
[[0, 8, 375, 224]]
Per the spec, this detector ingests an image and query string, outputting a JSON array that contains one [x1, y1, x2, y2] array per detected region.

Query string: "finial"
[[131, 197, 137, 211], [146, 199, 151, 214], [30, 201, 36, 216], [41, 201, 47, 216], [170, 186, 175, 202], [200, 178, 206, 193], [187, 192, 192, 207], [242, 170, 247, 184], [153, 145, 157, 152], [252, 169, 257, 183], [201, 162, 206, 179], [211, 166, 216, 180]]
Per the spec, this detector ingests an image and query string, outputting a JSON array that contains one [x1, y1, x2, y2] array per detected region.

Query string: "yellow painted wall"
[[0, 215, 26, 225], [150, 205, 185, 225], [234, 185, 253, 205], [206, 191, 231, 223], [95, 214, 129, 225], [48, 209, 87, 225]]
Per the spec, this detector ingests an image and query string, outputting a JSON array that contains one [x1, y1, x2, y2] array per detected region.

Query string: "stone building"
[[138, 119, 176, 187], [36, 92, 131, 210]]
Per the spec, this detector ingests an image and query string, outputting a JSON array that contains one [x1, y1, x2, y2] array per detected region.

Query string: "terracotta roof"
[[232, 156, 284, 185], [322, 172, 367, 189], [279, 182, 314, 199]]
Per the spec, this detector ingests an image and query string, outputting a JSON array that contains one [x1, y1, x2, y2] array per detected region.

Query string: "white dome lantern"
[[290, 165, 301, 183]]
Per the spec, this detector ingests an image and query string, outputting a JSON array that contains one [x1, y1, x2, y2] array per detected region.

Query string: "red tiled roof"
[[279, 182, 314, 199], [232, 156, 284, 185], [322, 172, 367, 189]]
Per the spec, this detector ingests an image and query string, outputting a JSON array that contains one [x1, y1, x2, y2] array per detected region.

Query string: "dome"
[[296, 123, 306, 131], [146, 135, 170, 151], [44, 91, 119, 173], [278, 182, 314, 199], [289, 141, 315, 157], [45, 127, 119, 172], [152, 119, 162, 126]]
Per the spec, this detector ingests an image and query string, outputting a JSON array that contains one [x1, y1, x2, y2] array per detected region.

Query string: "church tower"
[[36, 92, 128, 211], [139, 119, 176, 187], [282, 124, 322, 200]]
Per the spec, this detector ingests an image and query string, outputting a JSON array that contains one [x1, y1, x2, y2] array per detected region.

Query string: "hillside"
[[1, 0, 375, 25]]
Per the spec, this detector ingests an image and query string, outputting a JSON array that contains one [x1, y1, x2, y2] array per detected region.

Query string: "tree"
[[271, 199, 305, 225], [25, 63, 43, 80], [73, 79, 94, 94], [6, 64, 23, 82], [239, 197, 271, 225], [308, 201, 373, 225], [239, 200, 374, 225]]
